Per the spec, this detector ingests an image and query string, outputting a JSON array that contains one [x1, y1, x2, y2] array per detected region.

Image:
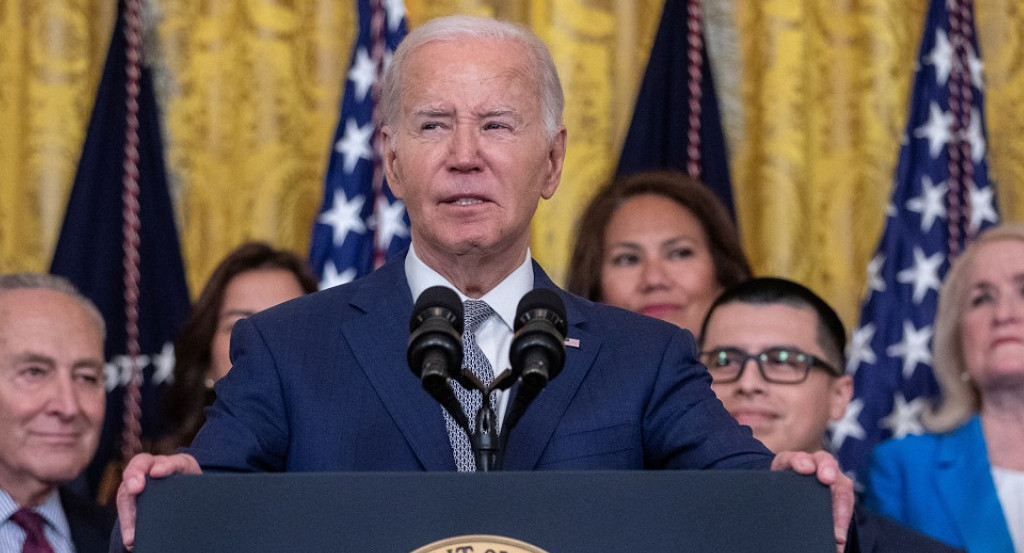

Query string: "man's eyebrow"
[[413, 107, 453, 117], [478, 108, 518, 117], [10, 352, 56, 366], [72, 357, 106, 371], [11, 351, 104, 369]]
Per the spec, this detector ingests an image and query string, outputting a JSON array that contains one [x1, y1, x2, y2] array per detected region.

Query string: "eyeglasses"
[[699, 346, 842, 384]]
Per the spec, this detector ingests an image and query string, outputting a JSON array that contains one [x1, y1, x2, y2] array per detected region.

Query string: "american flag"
[[832, 0, 998, 483], [310, 0, 409, 288]]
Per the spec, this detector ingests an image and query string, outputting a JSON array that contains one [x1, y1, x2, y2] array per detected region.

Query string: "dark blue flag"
[[833, 0, 998, 483], [310, 0, 409, 287], [617, 0, 734, 216], [50, 0, 190, 498]]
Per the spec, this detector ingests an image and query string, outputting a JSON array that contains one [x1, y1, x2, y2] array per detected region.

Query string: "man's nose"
[[735, 358, 768, 394], [448, 125, 481, 170], [48, 374, 81, 419]]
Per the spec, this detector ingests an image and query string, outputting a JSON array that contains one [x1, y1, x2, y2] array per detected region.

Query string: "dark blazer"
[[188, 256, 773, 472], [866, 416, 1014, 552], [849, 506, 966, 553], [59, 487, 114, 553]]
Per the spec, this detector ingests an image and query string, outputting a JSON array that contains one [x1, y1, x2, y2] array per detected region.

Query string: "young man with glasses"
[[699, 277, 850, 454], [698, 277, 964, 552]]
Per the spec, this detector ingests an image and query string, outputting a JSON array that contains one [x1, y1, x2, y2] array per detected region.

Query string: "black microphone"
[[505, 288, 567, 431], [408, 286, 468, 429]]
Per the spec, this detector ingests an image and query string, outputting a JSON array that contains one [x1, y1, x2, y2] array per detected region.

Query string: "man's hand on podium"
[[771, 450, 854, 553], [116, 453, 202, 550]]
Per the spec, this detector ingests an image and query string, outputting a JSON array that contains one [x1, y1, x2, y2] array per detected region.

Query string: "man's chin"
[[28, 455, 92, 484]]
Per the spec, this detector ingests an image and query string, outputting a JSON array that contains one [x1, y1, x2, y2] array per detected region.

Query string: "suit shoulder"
[[59, 487, 115, 526], [560, 290, 694, 341], [250, 260, 409, 325], [59, 487, 115, 553]]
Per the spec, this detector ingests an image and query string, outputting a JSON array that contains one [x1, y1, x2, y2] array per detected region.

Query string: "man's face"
[[702, 302, 851, 453], [382, 36, 566, 265], [0, 289, 105, 501]]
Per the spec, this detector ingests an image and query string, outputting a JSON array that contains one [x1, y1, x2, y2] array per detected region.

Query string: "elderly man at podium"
[[114, 14, 854, 552]]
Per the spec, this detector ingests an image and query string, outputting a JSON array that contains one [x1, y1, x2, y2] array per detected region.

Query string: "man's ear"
[[540, 126, 567, 200], [828, 375, 854, 421], [381, 126, 404, 199]]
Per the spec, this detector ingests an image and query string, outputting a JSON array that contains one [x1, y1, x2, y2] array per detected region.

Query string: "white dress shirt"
[[405, 242, 535, 428], [992, 466, 1024, 553]]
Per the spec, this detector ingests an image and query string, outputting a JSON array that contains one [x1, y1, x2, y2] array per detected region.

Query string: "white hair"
[[378, 15, 564, 140], [0, 273, 106, 340]]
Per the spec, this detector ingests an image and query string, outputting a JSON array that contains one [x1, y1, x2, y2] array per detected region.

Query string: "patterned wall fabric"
[[1, 0, 1022, 330], [728, 0, 1024, 327], [0, 0, 117, 273]]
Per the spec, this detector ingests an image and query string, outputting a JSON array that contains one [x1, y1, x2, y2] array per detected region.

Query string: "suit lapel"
[[935, 417, 1014, 551], [501, 265, 600, 470], [341, 259, 456, 471]]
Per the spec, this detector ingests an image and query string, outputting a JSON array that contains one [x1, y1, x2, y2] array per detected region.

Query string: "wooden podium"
[[134, 470, 833, 552]]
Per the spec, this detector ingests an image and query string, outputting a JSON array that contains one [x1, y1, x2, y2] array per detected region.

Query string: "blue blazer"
[[865, 416, 1014, 552], [188, 256, 773, 472]]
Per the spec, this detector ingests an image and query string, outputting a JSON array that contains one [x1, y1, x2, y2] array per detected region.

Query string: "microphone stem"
[[471, 394, 500, 472]]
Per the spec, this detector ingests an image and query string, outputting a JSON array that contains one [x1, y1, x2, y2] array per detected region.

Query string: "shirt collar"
[[34, 491, 71, 542], [0, 487, 72, 543], [405, 242, 534, 330]]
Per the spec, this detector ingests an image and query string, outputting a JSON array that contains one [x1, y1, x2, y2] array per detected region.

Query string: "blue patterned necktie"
[[444, 299, 496, 472], [10, 509, 55, 553]]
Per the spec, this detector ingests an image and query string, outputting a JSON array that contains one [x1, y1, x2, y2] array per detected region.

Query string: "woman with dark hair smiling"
[[568, 170, 751, 336]]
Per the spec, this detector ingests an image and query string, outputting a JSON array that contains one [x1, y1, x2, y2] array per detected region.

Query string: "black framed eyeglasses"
[[699, 346, 842, 384]]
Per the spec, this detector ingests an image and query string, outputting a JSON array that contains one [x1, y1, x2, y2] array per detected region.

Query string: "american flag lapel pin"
[[564, 337, 580, 349]]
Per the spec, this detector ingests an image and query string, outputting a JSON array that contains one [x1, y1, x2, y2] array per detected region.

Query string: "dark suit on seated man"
[[0, 273, 114, 553], [699, 277, 965, 553], [115, 15, 854, 552]]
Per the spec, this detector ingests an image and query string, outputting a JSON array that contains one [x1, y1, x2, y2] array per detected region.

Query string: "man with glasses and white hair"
[[699, 276, 964, 552]]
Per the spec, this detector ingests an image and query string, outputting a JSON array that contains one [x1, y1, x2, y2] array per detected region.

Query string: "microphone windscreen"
[[514, 289, 567, 335], [410, 285, 464, 333]]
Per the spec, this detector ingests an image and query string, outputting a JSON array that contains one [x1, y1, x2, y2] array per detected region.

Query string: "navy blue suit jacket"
[[188, 256, 773, 472], [849, 506, 966, 553], [60, 487, 114, 553]]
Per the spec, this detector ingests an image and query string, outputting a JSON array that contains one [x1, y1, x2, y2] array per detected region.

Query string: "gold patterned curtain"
[[0, 0, 116, 273], [2, 0, 1022, 330], [726, 0, 1024, 327]]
